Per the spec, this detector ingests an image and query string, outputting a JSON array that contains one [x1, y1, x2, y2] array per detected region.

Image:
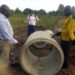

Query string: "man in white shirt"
[[0, 4, 18, 61], [26, 13, 39, 36]]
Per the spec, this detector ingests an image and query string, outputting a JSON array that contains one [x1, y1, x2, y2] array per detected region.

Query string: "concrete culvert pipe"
[[45, 30, 54, 36], [20, 31, 64, 75]]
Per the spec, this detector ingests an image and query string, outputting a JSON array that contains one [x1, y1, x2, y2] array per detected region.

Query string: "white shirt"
[[27, 14, 39, 26], [0, 13, 18, 44]]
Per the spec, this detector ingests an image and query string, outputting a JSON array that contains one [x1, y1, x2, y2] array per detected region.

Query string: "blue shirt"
[[0, 13, 18, 44]]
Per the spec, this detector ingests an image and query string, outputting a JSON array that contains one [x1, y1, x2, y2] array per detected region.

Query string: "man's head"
[[63, 5, 72, 17], [0, 4, 11, 18]]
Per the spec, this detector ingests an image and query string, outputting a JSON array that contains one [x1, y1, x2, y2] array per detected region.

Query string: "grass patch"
[[9, 14, 61, 30]]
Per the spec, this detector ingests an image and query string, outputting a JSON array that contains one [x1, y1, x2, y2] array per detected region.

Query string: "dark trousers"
[[61, 40, 71, 69], [28, 24, 35, 36]]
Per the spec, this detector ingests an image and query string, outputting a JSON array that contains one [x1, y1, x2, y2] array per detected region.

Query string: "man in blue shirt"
[[0, 4, 18, 61]]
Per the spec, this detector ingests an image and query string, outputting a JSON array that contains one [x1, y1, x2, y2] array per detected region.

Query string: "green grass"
[[9, 13, 61, 30], [9, 14, 27, 29], [37, 15, 61, 29]]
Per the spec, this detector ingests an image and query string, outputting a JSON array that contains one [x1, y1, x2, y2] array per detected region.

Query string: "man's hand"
[[51, 32, 61, 38], [15, 42, 22, 47]]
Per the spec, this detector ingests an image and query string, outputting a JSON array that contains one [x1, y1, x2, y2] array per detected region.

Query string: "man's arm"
[[36, 16, 39, 21]]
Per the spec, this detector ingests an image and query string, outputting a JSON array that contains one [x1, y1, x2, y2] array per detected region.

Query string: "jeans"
[[61, 40, 71, 69], [28, 24, 35, 36]]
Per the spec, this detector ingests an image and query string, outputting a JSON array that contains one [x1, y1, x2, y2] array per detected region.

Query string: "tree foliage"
[[72, 6, 75, 15], [56, 4, 64, 15], [12, 4, 75, 16], [23, 8, 33, 15], [15, 8, 21, 13], [37, 9, 47, 15]]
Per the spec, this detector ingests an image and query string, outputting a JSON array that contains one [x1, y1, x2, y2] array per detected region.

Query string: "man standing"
[[0, 4, 18, 61], [26, 13, 39, 36]]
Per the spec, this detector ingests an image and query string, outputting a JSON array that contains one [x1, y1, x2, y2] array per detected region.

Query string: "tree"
[[38, 9, 47, 15], [57, 4, 64, 15], [48, 11, 56, 16], [72, 6, 75, 15], [15, 8, 21, 13], [58, 4, 64, 12], [23, 8, 33, 15]]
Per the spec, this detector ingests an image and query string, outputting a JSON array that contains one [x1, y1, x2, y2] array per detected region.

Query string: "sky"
[[0, 0, 75, 12]]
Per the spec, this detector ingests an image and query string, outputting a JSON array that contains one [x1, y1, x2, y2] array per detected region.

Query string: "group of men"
[[0, 4, 75, 75]]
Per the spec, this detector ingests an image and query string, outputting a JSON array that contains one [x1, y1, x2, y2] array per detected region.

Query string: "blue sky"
[[0, 0, 75, 12]]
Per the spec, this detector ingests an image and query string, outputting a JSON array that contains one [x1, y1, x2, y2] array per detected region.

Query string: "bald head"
[[0, 4, 11, 18]]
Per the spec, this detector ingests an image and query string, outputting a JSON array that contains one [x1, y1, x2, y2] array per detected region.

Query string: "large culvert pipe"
[[20, 31, 64, 75]]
